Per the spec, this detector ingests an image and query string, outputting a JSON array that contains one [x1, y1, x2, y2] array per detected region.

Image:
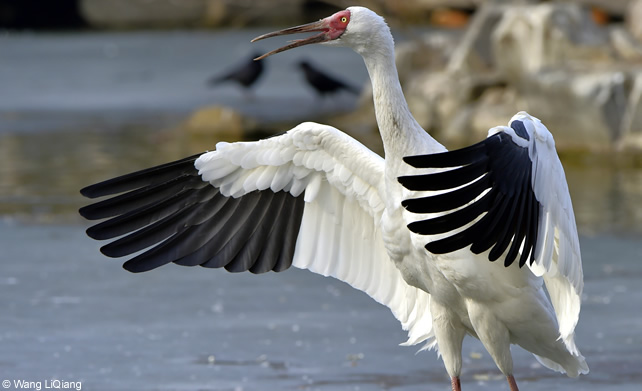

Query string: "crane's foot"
[[451, 376, 461, 391], [507, 375, 519, 391]]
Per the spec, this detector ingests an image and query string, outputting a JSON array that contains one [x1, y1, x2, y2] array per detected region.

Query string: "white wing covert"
[[80, 122, 435, 348], [398, 111, 583, 353]]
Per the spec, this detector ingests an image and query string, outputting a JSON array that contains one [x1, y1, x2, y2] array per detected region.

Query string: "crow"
[[208, 52, 265, 91], [298, 60, 361, 97]]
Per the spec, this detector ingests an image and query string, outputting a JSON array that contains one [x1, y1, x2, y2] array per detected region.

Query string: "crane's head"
[[251, 7, 388, 60]]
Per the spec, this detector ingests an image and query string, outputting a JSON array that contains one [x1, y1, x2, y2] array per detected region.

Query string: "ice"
[[0, 222, 641, 390]]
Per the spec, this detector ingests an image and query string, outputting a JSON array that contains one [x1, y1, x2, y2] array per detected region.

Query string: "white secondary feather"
[[497, 112, 584, 354], [195, 122, 435, 347]]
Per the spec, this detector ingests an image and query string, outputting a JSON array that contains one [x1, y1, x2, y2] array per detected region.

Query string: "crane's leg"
[[468, 305, 516, 390], [430, 300, 466, 391], [507, 375, 519, 391], [451, 376, 461, 391]]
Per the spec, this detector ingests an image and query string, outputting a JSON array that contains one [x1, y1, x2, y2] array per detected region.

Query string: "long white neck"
[[357, 32, 445, 160]]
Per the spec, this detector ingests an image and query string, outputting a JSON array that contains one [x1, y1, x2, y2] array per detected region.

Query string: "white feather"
[[509, 112, 584, 353], [194, 122, 436, 347]]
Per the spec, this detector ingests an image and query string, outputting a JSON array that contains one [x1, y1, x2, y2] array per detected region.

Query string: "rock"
[[395, 31, 461, 83], [467, 86, 520, 143], [492, 3, 613, 81], [485, 3, 632, 150], [447, 4, 508, 75], [401, 57, 512, 142], [411, 71, 517, 147], [181, 105, 255, 141], [405, 71, 456, 136], [619, 71, 642, 152], [389, 1, 642, 152], [519, 69, 629, 150], [627, 0, 642, 42], [609, 26, 642, 61]]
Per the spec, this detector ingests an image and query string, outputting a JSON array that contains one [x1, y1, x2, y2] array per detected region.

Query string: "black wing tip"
[[79, 178, 128, 199], [122, 257, 173, 273], [78, 204, 108, 221], [99, 244, 124, 258], [79, 153, 205, 199], [80, 184, 105, 199], [85, 225, 105, 240], [122, 261, 150, 273], [79, 186, 93, 198], [78, 205, 93, 220], [79, 203, 112, 221]]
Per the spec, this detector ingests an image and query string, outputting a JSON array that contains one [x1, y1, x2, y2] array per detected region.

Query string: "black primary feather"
[[399, 132, 541, 267], [80, 154, 306, 274], [80, 154, 202, 200]]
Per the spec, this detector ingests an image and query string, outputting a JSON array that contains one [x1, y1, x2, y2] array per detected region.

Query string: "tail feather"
[[533, 352, 589, 378]]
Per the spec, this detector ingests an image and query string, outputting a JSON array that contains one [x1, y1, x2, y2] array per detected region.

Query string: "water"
[[0, 222, 640, 390], [0, 29, 367, 132], [0, 30, 641, 390]]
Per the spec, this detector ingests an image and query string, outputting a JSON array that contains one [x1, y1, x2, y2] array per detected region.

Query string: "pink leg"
[[451, 376, 461, 391], [507, 375, 519, 391]]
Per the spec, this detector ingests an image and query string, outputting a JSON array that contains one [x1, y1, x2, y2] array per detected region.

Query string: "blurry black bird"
[[298, 60, 361, 97], [208, 52, 265, 91]]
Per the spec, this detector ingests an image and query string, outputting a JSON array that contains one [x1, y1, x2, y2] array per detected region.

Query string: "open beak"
[[251, 19, 331, 60]]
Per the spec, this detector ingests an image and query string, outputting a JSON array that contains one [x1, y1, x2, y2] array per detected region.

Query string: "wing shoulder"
[[197, 122, 386, 215]]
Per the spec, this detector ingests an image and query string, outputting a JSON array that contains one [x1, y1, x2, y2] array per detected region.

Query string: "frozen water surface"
[[1, 222, 641, 391]]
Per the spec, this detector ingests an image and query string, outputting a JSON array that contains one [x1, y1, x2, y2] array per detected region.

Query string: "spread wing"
[[398, 111, 584, 353], [80, 122, 434, 348]]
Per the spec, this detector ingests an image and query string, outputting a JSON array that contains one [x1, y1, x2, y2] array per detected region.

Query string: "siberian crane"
[[80, 7, 588, 390]]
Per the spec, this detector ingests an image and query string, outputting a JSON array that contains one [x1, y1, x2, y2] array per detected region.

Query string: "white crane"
[[80, 6, 588, 390]]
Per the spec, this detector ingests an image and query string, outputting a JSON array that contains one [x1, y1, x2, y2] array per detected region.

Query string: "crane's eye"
[[341, 16, 347, 23]]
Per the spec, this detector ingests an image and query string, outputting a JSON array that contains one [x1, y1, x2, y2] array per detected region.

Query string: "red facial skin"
[[326, 10, 351, 40]]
